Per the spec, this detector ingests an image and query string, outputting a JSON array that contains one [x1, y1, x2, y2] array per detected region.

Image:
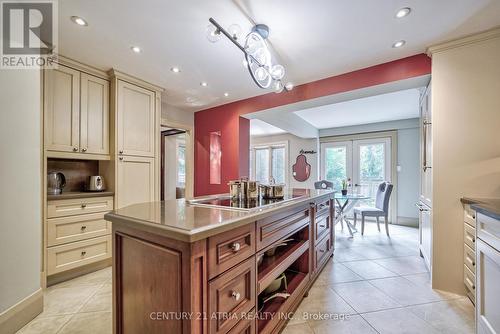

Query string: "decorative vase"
[[341, 189, 348, 196]]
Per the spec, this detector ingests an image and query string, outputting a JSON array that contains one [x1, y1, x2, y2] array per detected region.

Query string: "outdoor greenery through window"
[[177, 145, 186, 186], [324, 147, 347, 190], [251, 144, 287, 184]]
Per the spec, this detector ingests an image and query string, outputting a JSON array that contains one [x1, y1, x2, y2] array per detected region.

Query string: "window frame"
[[250, 140, 289, 185]]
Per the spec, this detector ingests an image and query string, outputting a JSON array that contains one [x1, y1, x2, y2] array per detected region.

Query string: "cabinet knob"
[[472, 238, 476, 243], [81, 225, 87, 231], [230, 242, 241, 252], [472, 262, 476, 266], [73, 147, 78, 152], [119, 150, 124, 154], [231, 291, 241, 301], [81, 148, 87, 152], [119, 157, 124, 161], [81, 251, 87, 256], [81, 203, 87, 208]]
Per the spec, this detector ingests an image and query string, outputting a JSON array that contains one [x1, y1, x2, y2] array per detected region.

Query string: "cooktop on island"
[[187, 193, 308, 212]]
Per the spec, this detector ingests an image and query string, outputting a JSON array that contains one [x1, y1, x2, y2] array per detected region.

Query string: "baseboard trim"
[[0, 289, 43, 334], [47, 258, 111, 287], [396, 216, 419, 227]]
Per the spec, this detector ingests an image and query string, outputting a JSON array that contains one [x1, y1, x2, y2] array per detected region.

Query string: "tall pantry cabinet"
[[108, 70, 162, 209]]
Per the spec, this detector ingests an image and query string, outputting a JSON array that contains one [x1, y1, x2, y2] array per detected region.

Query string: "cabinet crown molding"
[[53, 54, 109, 80], [427, 26, 500, 57], [108, 69, 165, 93]]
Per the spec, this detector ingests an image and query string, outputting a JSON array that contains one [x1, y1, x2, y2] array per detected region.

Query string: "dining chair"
[[353, 182, 393, 236]]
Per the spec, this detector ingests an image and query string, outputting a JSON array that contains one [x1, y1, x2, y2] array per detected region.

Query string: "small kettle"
[[47, 172, 66, 195]]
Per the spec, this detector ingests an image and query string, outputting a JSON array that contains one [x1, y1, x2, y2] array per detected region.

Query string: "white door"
[[321, 141, 353, 191], [117, 156, 156, 208], [352, 138, 392, 207]]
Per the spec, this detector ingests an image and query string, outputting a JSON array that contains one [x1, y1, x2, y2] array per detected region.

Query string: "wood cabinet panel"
[[44, 65, 80, 153], [47, 212, 110, 246], [314, 212, 331, 245], [47, 196, 113, 218], [208, 223, 255, 280], [227, 315, 255, 334], [208, 258, 256, 334], [314, 234, 331, 271], [464, 222, 476, 250], [464, 243, 476, 272], [116, 156, 155, 209], [80, 73, 109, 155], [117, 80, 156, 157], [47, 235, 111, 275]]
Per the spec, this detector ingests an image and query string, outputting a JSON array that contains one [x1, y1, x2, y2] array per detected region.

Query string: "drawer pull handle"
[[81, 148, 87, 152], [119, 150, 124, 154], [119, 157, 124, 161], [81, 225, 87, 231], [73, 147, 78, 152], [319, 224, 326, 228], [230, 242, 241, 252], [319, 249, 325, 253], [81, 203, 87, 208], [81, 251, 87, 256], [231, 291, 241, 301]]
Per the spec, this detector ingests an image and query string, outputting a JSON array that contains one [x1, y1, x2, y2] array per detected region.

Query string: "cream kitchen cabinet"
[[44, 64, 110, 158], [116, 156, 156, 209], [117, 80, 156, 158], [419, 82, 432, 208]]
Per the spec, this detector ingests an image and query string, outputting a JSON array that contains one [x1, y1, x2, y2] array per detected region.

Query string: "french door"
[[321, 137, 392, 208]]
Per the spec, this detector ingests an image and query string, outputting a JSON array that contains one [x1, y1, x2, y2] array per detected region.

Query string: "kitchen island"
[[105, 188, 334, 334]]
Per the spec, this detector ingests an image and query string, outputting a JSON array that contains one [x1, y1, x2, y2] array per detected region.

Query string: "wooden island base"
[[109, 193, 334, 334]]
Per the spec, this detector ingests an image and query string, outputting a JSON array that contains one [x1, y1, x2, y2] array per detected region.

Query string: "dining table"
[[334, 193, 370, 237]]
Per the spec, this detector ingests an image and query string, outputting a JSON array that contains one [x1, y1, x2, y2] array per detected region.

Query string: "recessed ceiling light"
[[171, 67, 180, 73], [70, 16, 88, 26], [395, 7, 411, 18], [392, 40, 406, 48], [131, 46, 142, 53], [224, 92, 229, 97], [200, 82, 208, 87]]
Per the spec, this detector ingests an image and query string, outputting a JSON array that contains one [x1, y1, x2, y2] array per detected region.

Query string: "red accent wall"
[[194, 54, 431, 196]]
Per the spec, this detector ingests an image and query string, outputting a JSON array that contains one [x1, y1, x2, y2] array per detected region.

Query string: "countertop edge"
[[105, 192, 334, 242], [461, 197, 500, 220]]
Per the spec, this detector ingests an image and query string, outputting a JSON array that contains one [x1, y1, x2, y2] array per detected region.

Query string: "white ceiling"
[[295, 88, 421, 129], [250, 119, 286, 137], [59, 0, 500, 111]]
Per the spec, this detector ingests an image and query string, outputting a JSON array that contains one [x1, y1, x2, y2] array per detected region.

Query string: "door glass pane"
[[255, 149, 269, 183], [271, 147, 285, 184], [358, 143, 385, 207], [177, 145, 185, 186], [324, 146, 347, 190]]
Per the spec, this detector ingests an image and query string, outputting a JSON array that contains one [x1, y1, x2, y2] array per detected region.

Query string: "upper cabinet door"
[[117, 80, 155, 157], [44, 65, 80, 153], [80, 73, 110, 155], [116, 156, 156, 209]]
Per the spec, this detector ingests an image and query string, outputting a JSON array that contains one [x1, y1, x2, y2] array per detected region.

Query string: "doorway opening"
[[161, 128, 186, 200]]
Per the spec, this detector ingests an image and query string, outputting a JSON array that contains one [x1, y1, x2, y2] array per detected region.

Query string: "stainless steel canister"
[[228, 180, 242, 200], [245, 180, 260, 200]]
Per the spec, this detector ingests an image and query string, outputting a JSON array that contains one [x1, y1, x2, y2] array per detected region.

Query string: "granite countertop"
[[461, 197, 500, 220], [47, 191, 115, 201], [105, 188, 334, 242]]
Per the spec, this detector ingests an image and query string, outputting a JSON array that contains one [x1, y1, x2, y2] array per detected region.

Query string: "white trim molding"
[[427, 26, 500, 56], [0, 289, 43, 334]]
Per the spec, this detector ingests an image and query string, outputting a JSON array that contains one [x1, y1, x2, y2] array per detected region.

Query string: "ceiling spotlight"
[[224, 92, 229, 97], [70, 16, 88, 26], [171, 67, 180, 73], [395, 7, 411, 18], [392, 40, 406, 48], [200, 82, 208, 87], [131, 46, 142, 53]]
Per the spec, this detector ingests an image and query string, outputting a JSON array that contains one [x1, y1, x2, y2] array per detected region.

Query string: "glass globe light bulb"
[[255, 67, 268, 81], [227, 24, 243, 41], [273, 81, 284, 93], [271, 64, 285, 80], [206, 24, 221, 43], [285, 82, 294, 91]]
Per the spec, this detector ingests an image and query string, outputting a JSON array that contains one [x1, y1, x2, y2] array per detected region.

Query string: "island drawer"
[[314, 212, 331, 244], [464, 222, 476, 250], [208, 258, 256, 334], [464, 243, 476, 272], [257, 206, 310, 250], [208, 223, 256, 279], [48, 196, 113, 218], [47, 235, 111, 275], [227, 313, 255, 334], [315, 198, 331, 217], [314, 234, 332, 271], [47, 213, 111, 246], [463, 204, 476, 227], [463, 264, 476, 297]]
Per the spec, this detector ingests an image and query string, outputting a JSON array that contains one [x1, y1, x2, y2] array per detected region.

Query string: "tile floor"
[[17, 222, 475, 334]]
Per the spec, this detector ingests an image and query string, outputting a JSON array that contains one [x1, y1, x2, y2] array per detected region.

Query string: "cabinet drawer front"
[[208, 258, 256, 334], [208, 223, 255, 279], [315, 213, 331, 244], [464, 243, 476, 272], [47, 235, 111, 275], [315, 234, 332, 270], [463, 264, 476, 294], [463, 205, 476, 227], [464, 222, 476, 250], [227, 314, 255, 334], [257, 206, 310, 250], [47, 213, 111, 246], [477, 213, 500, 251], [315, 198, 331, 217], [48, 196, 113, 218]]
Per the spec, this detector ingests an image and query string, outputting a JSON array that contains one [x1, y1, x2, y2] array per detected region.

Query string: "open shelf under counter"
[[257, 270, 309, 334], [258, 239, 309, 294]]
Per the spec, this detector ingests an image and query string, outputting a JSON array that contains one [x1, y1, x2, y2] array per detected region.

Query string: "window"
[[250, 142, 288, 184], [177, 144, 186, 186]]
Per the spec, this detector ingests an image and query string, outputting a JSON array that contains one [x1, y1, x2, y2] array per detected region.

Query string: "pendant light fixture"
[[206, 17, 293, 93]]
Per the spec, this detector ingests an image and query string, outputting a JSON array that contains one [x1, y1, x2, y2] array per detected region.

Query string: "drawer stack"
[[46, 196, 113, 276], [463, 204, 476, 303], [313, 198, 333, 274]]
